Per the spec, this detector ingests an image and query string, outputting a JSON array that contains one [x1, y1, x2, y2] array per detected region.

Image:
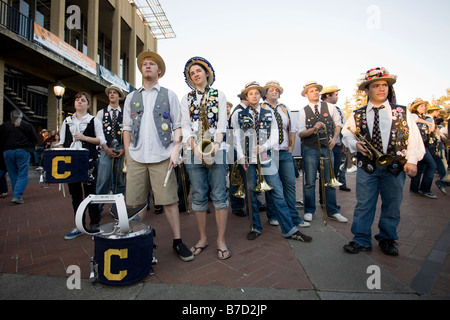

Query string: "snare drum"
[[43, 148, 89, 183]]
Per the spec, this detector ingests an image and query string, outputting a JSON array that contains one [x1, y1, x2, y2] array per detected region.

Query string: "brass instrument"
[[315, 126, 343, 225], [122, 155, 127, 173], [340, 146, 357, 173], [242, 116, 273, 193], [230, 161, 245, 199], [316, 127, 343, 188], [350, 129, 394, 167], [197, 89, 214, 168]]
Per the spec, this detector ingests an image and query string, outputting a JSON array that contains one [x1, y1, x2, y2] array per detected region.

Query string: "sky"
[[152, 0, 449, 112]]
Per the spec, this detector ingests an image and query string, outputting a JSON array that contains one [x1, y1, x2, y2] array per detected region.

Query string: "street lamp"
[[53, 81, 66, 131]]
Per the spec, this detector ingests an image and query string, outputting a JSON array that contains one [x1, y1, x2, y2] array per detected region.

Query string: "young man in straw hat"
[[122, 50, 194, 262], [426, 104, 449, 195], [321, 85, 352, 192], [180, 56, 231, 260], [231, 81, 312, 242], [298, 81, 348, 224], [262, 80, 309, 228], [342, 67, 424, 255], [96, 85, 127, 200], [408, 98, 438, 199]]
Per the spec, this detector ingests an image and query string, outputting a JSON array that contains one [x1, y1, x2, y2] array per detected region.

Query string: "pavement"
[[0, 165, 449, 302]]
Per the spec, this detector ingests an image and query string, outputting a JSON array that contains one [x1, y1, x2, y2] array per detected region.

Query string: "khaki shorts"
[[125, 152, 178, 207]]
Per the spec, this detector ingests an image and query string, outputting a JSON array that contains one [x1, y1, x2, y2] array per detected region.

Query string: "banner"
[[33, 22, 97, 75]]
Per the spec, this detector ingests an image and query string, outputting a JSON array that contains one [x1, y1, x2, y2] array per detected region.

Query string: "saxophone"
[[197, 90, 215, 167]]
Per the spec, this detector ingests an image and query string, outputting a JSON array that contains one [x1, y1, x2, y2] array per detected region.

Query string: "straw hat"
[[184, 56, 216, 90], [264, 80, 284, 95], [427, 105, 441, 113], [40, 129, 48, 134], [358, 67, 397, 91], [409, 98, 429, 112], [136, 50, 166, 78], [320, 85, 341, 95], [105, 85, 126, 101], [302, 81, 323, 97], [242, 81, 266, 97]]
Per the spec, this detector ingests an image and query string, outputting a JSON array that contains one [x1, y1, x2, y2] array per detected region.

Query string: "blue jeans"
[[351, 166, 405, 247], [3, 149, 30, 199], [243, 159, 299, 238], [96, 148, 126, 195], [302, 145, 339, 215], [185, 150, 229, 212], [265, 151, 303, 226], [410, 147, 436, 193]]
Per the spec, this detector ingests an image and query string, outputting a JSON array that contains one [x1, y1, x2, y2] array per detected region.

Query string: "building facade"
[[0, 0, 159, 132]]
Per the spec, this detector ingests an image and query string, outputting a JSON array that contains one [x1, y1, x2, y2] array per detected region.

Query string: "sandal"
[[217, 248, 232, 260], [191, 243, 208, 256]]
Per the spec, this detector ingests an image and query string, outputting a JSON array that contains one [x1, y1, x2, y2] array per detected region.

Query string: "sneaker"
[[304, 213, 313, 222], [422, 192, 437, 199], [329, 213, 348, 223], [269, 219, 279, 226], [174, 242, 194, 262], [65, 228, 83, 240], [247, 231, 260, 240], [343, 241, 372, 254], [11, 198, 25, 205], [35, 166, 44, 171], [288, 231, 312, 242], [232, 209, 246, 217], [435, 182, 447, 195], [297, 221, 310, 228], [379, 239, 399, 256]]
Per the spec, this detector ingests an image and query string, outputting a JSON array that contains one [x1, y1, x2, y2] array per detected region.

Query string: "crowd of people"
[[1, 51, 449, 263]]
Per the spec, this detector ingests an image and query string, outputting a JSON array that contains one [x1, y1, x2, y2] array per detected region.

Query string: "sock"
[[173, 238, 182, 249]]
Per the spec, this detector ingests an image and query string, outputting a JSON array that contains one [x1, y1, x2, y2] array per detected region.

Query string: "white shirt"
[[55, 113, 106, 148], [342, 100, 425, 165], [297, 102, 342, 134], [263, 101, 296, 151], [96, 105, 123, 146], [180, 89, 228, 149], [123, 84, 182, 164]]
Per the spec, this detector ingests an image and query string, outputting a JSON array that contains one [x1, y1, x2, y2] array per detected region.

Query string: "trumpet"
[[350, 129, 394, 167], [230, 161, 246, 199], [122, 155, 127, 173], [242, 116, 273, 193], [316, 126, 343, 188]]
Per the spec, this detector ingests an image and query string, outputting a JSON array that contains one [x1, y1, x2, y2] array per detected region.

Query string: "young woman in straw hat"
[[180, 56, 231, 260]]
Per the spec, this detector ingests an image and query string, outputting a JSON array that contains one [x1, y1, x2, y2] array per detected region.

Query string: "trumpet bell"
[[233, 185, 246, 199], [253, 180, 273, 193], [377, 154, 394, 167], [325, 178, 343, 188]]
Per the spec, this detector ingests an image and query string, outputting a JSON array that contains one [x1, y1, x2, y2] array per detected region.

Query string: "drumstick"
[[164, 165, 174, 188]]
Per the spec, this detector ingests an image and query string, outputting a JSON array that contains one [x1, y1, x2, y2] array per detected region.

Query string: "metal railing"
[[0, 0, 34, 41]]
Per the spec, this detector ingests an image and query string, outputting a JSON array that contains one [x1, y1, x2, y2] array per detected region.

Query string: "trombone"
[[315, 125, 342, 225], [350, 129, 394, 167]]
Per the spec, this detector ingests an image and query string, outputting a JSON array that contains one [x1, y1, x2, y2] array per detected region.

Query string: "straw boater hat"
[[320, 85, 341, 95], [264, 80, 284, 95], [136, 50, 166, 78], [105, 85, 126, 101], [242, 81, 266, 97], [358, 67, 397, 91], [409, 98, 429, 112], [301, 81, 323, 97], [184, 56, 216, 90], [427, 105, 441, 113], [40, 129, 48, 134]]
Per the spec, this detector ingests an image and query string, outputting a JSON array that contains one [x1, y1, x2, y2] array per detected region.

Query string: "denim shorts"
[[185, 150, 229, 212]]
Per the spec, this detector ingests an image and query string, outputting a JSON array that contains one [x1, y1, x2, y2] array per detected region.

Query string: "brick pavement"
[[0, 167, 449, 296]]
